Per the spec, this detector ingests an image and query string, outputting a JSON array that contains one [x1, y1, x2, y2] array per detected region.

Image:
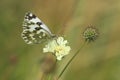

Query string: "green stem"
[[58, 42, 87, 80]]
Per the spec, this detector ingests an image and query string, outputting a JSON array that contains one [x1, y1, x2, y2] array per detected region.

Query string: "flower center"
[[55, 46, 63, 53]]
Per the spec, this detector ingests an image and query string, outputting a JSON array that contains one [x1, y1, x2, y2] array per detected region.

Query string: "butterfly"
[[21, 12, 56, 44]]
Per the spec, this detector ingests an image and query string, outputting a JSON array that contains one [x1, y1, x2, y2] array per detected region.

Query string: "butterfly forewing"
[[21, 12, 53, 44]]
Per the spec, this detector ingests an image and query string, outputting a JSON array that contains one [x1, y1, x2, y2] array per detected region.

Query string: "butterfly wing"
[[21, 12, 53, 44]]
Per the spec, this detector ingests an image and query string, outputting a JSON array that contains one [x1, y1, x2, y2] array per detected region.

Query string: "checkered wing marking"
[[21, 12, 53, 44]]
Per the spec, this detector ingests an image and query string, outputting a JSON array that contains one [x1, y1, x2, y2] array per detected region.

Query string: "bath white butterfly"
[[21, 12, 56, 44]]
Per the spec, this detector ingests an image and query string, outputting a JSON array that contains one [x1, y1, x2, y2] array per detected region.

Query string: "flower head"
[[83, 26, 98, 42], [43, 37, 71, 60]]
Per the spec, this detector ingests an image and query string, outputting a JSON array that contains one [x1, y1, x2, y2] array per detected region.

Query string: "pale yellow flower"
[[43, 37, 71, 60]]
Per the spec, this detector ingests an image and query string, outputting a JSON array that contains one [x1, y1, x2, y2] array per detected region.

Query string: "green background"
[[0, 0, 120, 80]]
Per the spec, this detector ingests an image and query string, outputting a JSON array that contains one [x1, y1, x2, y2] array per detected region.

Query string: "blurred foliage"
[[0, 0, 120, 80]]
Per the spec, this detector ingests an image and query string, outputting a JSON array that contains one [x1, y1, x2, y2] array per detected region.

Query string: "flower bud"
[[83, 26, 98, 42]]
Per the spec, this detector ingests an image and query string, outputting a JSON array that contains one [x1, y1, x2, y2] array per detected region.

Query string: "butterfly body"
[[21, 12, 55, 44]]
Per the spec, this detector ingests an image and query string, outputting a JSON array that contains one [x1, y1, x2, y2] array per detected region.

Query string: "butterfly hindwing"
[[21, 12, 53, 44]]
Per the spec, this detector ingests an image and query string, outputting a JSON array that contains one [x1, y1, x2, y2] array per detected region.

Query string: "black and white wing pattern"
[[21, 12, 54, 44]]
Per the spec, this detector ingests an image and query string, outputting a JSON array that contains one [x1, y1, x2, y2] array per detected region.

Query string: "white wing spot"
[[29, 13, 33, 17]]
